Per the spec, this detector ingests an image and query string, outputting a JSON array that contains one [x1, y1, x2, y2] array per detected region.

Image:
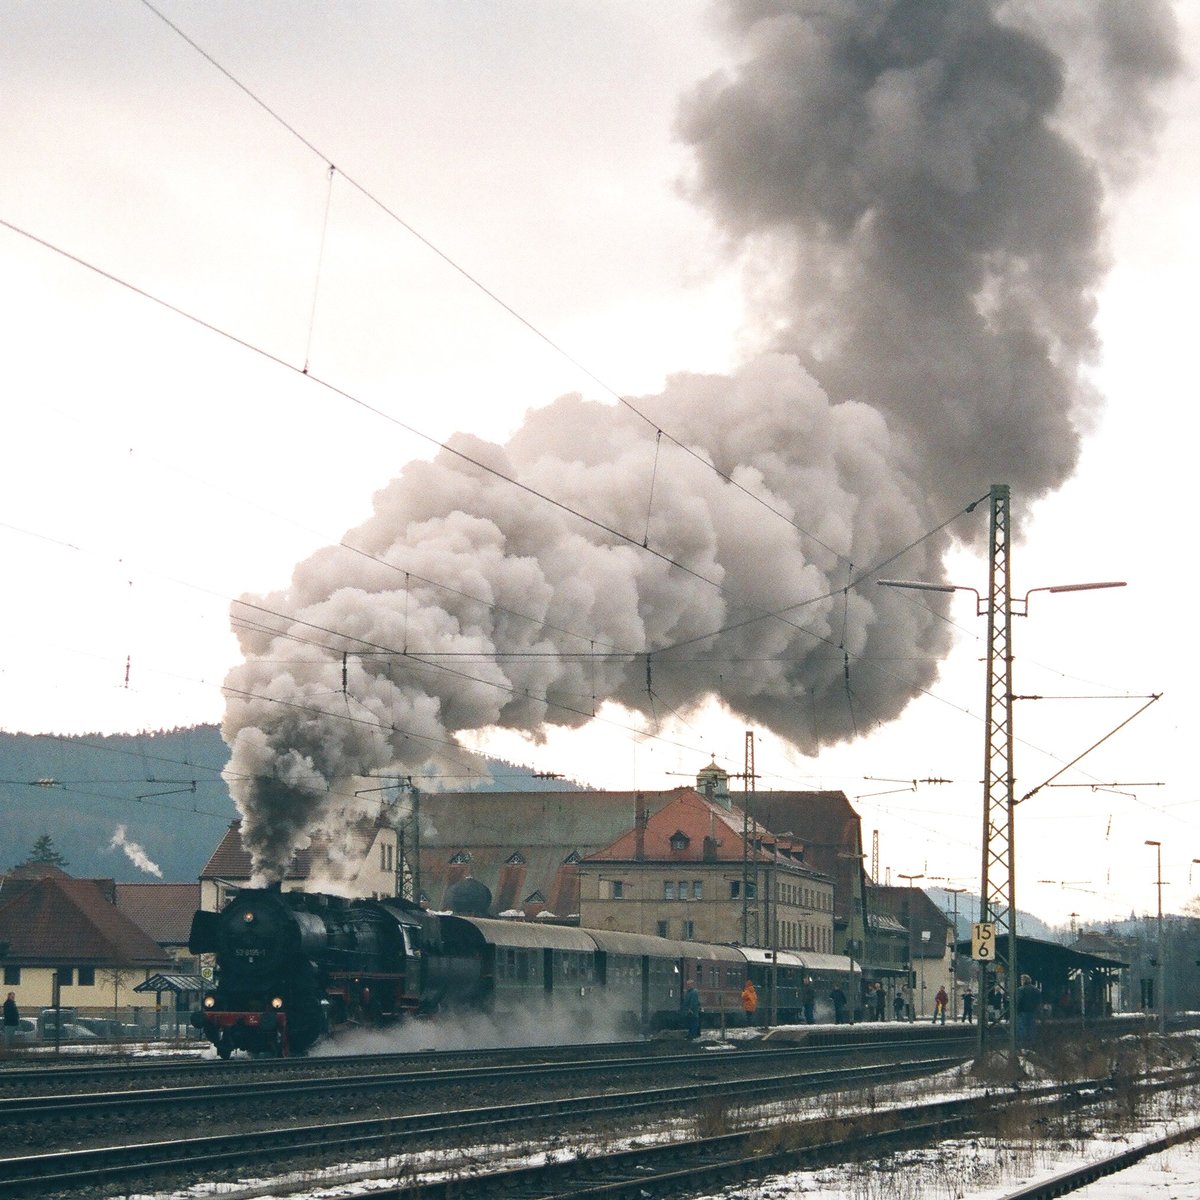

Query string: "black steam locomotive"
[[189, 887, 855, 1056]]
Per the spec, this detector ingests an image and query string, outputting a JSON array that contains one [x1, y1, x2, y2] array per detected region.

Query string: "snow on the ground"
[[85, 1027, 1200, 1199]]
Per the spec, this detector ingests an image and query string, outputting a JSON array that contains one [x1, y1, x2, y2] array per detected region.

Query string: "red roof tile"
[[0, 875, 172, 968], [114, 882, 201, 945]]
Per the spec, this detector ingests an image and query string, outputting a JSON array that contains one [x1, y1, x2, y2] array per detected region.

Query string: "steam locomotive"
[[189, 887, 855, 1056]]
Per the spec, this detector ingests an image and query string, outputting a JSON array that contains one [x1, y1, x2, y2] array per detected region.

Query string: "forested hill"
[[0, 726, 586, 883]]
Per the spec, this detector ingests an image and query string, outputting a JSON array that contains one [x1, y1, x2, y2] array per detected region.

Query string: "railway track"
[[994, 1119, 1200, 1199], [0, 1036, 663, 1096], [15, 1062, 1197, 1200], [4, 1023, 1185, 1198], [0, 1031, 976, 1132], [0, 1050, 972, 1197]]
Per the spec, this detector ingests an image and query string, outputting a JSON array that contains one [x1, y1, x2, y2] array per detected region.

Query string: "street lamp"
[[880, 560, 1125, 1063], [877, 579, 1125, 616], [1145, 839, 1165, 1034], [898, 872, 924, 1021]]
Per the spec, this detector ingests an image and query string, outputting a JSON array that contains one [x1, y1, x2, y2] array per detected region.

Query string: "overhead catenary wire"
[[0, 6, 1165, 868], [135, 0, 850, 569]]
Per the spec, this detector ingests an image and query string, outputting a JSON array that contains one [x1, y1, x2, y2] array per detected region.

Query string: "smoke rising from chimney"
[[110, 825, 163, 878], [222, 0, 1180, 883]]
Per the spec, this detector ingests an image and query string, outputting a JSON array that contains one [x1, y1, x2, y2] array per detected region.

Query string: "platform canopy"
[[133, 973, 208, 995]]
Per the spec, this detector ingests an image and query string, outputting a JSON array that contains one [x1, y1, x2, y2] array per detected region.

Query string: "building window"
[[3, 966, 19, 986], [678, 880, 687, 900], [55, 967, 74, 986], [681, 920, 695, 940], [77, 967, 95, 987], [449, 850, 472, 864], [610, 880, 625, 899], [669, 831, 690, 851], [380, 843, 393, 872], [656, 920, 669, 938], [506, 851, 527, 865], [692, 881, 703, 900], [564, 850, 582, 864]]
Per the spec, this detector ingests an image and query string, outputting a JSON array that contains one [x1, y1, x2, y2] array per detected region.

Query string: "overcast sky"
[[2, 1, 1196, 925]]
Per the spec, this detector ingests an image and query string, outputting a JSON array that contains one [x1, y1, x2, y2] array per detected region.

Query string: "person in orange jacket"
[[741, 979, 758, 1026]]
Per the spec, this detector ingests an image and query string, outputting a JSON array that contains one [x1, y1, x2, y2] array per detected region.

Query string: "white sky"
[[1, 2, 1197, 927]]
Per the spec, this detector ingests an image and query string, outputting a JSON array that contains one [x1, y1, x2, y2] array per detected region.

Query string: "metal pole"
[[1146, 840, 1165, 1033], [947, 887, 965, 1022]]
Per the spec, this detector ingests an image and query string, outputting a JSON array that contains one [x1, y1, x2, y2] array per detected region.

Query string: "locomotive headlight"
[[203, 995, 215, 1009], [243, 911, 255, 923], [271, 996, 284, 1010]]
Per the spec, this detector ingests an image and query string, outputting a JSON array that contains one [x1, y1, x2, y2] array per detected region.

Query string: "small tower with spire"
[[696, 759, 732, 810]]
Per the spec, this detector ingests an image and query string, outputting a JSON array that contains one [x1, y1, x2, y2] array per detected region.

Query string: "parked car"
[[57, 1023, 98, 1040], [37, 1007, 78, 1038], [10, 1017, 37, 1045]]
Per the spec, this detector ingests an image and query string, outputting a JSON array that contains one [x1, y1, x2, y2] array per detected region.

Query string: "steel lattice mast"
[[978, 484, 1018, 1062]]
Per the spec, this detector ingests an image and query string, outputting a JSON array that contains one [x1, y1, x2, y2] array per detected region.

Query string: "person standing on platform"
[[740, 979, 758, 1027], [1016, 975, 1041, 1045], [2, 993, 18, 1048], [933, 986, 948, 1024], [801, 977, 816, 1024], [683, 979, 702, 1040]]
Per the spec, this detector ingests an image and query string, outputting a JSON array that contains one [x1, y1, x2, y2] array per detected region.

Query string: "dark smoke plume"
[[223, 0, 1180, 883], [678, 0, 1179, 512]]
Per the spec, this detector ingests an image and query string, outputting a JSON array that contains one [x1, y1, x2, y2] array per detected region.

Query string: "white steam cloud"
[[222, 0, 1180, 883], [110, 825, 163, 878]]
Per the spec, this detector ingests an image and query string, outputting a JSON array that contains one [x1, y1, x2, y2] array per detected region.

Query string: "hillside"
[[0, 726, 587, 883]]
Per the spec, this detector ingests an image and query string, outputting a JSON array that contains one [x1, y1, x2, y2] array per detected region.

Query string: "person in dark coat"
[[3, 993, 18, 1048], [831, 985, 847, 1024], [801, 977, 816, 1024], [1016, 975, 1041, 1045], [683, 979, 701, 1039], [961, 987, 974, 1023]]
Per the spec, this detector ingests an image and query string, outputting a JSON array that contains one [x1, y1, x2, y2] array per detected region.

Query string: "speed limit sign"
[[972, 922, 996, 961]]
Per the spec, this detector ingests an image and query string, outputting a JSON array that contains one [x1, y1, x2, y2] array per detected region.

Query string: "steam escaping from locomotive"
[[222, 0, 1180, 883]]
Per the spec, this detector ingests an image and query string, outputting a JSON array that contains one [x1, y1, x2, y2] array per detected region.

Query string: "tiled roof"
[[115, 882, 201, 945], [584, 787, 813, 868], [200, 818, 382, 881], [0, 875, 173, 968], [415, 789, 687, 916], [196, 785, 858, 922]]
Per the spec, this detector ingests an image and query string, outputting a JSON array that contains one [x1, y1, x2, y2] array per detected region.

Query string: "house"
[[577, 785, 835, 950], [749, 788, 868, 967], [0, 863, 173, 1011], [199, 814, 401, 912], [194, 768, 873, 961], [869, 884, 954, 1018], [411, 788, 688, 919]]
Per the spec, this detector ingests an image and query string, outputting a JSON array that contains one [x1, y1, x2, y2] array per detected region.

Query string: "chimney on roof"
[[635, 792, 646, 861]]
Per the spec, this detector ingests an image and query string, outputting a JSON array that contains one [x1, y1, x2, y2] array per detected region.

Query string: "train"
[[188, 886, 859, 1057]]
